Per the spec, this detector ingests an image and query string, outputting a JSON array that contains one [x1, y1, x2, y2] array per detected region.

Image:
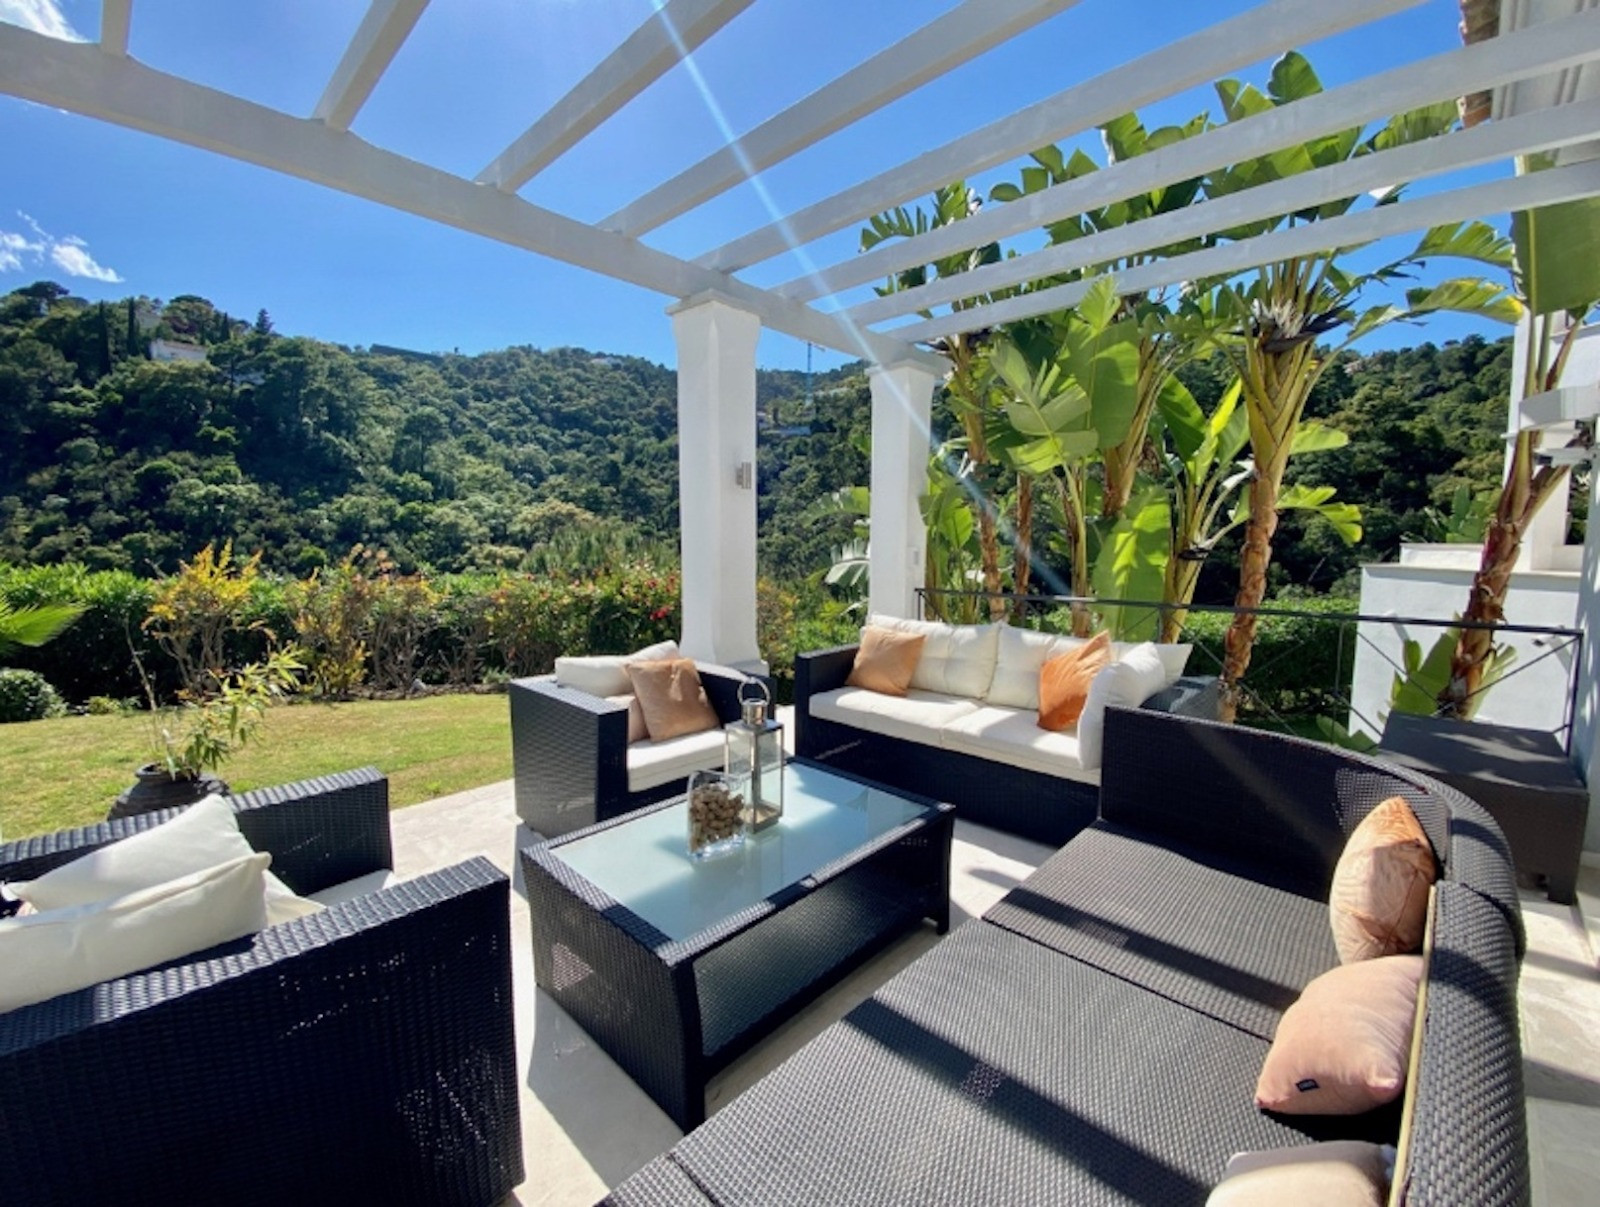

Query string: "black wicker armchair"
[[509, 661, 755, 837], [0, 768, 523, 1207]]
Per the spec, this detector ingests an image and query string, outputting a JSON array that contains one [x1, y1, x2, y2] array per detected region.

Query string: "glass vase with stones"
[[686, 770, 747, 859], [725, 678, 784, 833]]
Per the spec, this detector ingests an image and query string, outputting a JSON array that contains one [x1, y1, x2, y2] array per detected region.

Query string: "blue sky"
[[0, 0, 1516, 371]]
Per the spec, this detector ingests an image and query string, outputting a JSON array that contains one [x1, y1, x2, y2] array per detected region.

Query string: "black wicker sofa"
[[0, 768, 523, 1207], [608, 709, 1529, 1206], [796, 639, 1221, 846]]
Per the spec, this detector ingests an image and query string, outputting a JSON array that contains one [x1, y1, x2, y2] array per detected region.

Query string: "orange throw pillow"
[[1255, 955, 1423, 1115], [1037, 631, 1111, 731], [846, 626, 926, 697], [1329, 797, 1438, 963], [625, 659, 720, 742]]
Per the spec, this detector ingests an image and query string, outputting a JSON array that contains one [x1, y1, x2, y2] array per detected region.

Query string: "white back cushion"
[[9, 794, 318, 927], [0, 852, 270, 1014], [987, 626, 1091, 710], [1113, 640, 1193, 688], [1077, 643, 1171, 771], [555, 639, 680, 697], [865, 614, 1000, 699]]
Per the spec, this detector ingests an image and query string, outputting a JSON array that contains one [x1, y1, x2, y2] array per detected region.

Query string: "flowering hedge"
[[0, 558, 681, 704]]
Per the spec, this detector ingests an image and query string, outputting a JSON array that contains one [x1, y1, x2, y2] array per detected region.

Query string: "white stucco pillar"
[[669, 291, 764, 672], [868, 359, 941, 619], [1575, 436, 1600, 854]]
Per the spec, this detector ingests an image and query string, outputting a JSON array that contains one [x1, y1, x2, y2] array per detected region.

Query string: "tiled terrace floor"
[[391, 779, 1600, 1207]]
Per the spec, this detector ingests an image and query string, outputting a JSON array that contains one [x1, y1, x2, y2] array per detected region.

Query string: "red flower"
[[650, 607, 670, 621]]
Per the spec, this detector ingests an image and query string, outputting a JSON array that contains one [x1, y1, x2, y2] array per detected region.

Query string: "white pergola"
[[2, 0, 1597, 678]]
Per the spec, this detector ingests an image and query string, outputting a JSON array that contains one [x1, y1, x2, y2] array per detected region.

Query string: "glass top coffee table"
[[520, 758, 953, 1131]]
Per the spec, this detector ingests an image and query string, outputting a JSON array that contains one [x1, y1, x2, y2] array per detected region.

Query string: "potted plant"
[[112, 647, 305, 819]]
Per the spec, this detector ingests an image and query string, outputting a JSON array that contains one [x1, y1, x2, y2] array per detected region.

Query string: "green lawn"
[[0, 692, 511, 841]]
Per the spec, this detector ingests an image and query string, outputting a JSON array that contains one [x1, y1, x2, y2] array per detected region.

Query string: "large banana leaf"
[[1513, 195, 1600, 316], [1092, 487, 1171, 640]]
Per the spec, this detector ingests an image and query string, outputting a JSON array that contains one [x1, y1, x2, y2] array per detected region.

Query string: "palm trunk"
[[1438, 314, 1582, 716], [1061, 470, 1093, 637], [1219, 468, 1282, 721], [1011, 475, 1034, 624], [1161, 552, 1203, 644], [1438, 431, 1570, 715], [1102, 336, 1163, 520]]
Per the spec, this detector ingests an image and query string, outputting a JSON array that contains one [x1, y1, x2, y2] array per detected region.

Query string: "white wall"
[[1350, 557, 1580, 743]]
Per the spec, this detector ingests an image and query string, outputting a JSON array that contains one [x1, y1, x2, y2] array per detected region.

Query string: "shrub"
[[0, 563, 162, 703], [1181, 594, 1359, 718], [144, 542, 264, 699], [0, 668, 67, 723]]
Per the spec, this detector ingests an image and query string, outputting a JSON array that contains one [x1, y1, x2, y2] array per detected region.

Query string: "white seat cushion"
[[808, 686, 979, 748], [864, 614, 1000, 698], [1079, 643, 1171, 770], [627, 727, 727, 793], [941, 705, 1099, 784], [987, 626, 1091, 710], [307, 869, 396, 909], [0, 852, 270, 1014]]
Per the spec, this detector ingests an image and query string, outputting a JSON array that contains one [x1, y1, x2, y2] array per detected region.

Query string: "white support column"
[[669, 291, 765, 672], [868, 359, 941, 619]]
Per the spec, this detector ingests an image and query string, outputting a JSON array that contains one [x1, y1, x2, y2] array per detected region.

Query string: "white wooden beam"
[[848, 95, 1600, 326], [602, 0, 1083, 238], [313, 0, 429, 131], [696, 0, 1428, 273], [0, 22, 938, 371], [793, 6, 1600, 305], [100, 0, 131, 56], [476, 0, 755, 192], [889, 158, 1600, 345]]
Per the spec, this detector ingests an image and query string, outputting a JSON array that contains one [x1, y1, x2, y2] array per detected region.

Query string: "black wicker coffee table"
[[520, 757, 954, 1130]]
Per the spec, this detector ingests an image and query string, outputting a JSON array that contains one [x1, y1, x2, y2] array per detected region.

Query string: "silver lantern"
[[725, 678, 784, 832]]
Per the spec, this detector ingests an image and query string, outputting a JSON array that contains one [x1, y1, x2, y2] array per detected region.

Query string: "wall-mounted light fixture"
[[734, 461, 754, 489]]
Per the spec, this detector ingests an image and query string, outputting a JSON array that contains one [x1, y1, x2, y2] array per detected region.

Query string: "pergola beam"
[[0, 22, 937, 371], [890, 158, 1600, 345], [313, 0, 430, 131], [795, 6, 1600, 306], [100, 0, 131, 57], [695, 0, 1427, 273], [476, 0, 755, 193], [602, 0, 1083, 238], [848, 94, 1600, 326]]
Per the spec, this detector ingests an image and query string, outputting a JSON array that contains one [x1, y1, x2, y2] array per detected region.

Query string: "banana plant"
[[1190, 50, 1520, 720], [1142, 378, 1360, 643], [862, 183, 1013, 618], [988, 279, 1140, 633], [802, 487, 872, 601], [991, 112, 1211, 522]]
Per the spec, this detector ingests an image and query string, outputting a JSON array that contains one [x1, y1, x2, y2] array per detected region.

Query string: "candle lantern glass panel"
[[726, 679, 784, 831]]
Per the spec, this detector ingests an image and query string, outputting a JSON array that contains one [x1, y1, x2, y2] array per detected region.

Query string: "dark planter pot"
[[108, 764, 229, 820]]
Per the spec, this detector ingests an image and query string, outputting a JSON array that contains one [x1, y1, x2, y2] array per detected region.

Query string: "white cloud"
[[0, 212, 122, 282], [0, 0, 82, 40], [50, 240, 121, 281]]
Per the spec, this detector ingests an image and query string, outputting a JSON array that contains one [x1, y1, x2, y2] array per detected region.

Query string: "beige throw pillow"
[[1206, 1141, 1393, 1206], [1330, 797, 1437, 963], [1255, 955, 1423, 1115], [626, 658, 720, 742], [0, 852, 271, 1014], [8, 794, 320, 926], [846, 626, 926, 697], [1037, 631, 1111, 731]]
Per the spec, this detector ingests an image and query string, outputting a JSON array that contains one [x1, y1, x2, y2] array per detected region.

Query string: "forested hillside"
[[0, 279, 1516, 591]]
